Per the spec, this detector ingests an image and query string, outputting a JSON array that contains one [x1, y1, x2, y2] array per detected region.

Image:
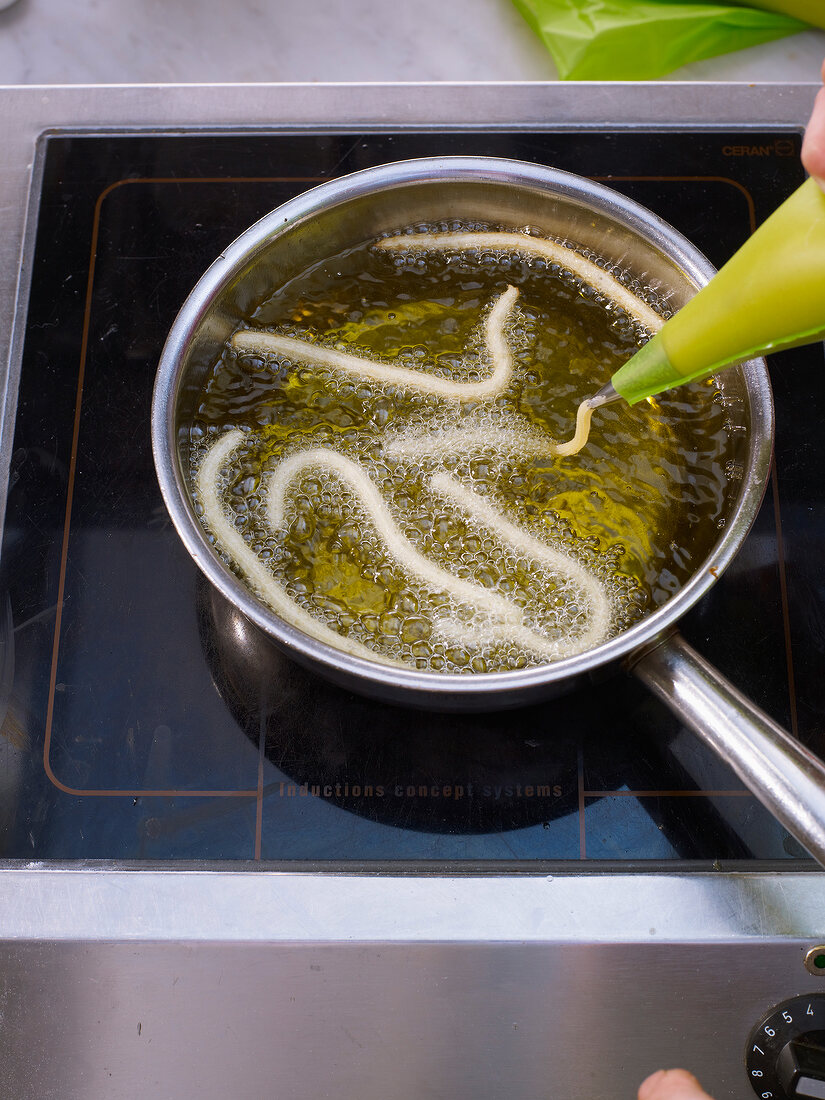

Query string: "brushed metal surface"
[[1, 937, 824, 1099], [1, 868, 825, 941]]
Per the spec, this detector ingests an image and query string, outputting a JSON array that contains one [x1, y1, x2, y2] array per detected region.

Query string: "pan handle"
[[630, 631, 825, 867]]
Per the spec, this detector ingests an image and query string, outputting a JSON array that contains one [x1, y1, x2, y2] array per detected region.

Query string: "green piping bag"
[[588, 177, 825, 416]]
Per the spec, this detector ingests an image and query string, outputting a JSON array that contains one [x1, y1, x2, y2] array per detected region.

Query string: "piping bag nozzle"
[[610, 332, 682, 406]]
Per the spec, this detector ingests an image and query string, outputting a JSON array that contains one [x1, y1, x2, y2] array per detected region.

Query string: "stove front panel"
[[2, 936, 823, 1100]]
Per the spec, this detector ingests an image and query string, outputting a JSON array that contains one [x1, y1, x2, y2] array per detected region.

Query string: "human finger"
[[638, 1068, 716, 1100], [801, 84, 825, 190]]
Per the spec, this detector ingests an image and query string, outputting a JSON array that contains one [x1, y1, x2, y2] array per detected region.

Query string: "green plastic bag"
[[512, 0, 808, 80], [738, 0, 825, 26]]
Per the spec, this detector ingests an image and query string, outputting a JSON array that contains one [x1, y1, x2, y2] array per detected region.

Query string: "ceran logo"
[[722, 139, 796, 157]]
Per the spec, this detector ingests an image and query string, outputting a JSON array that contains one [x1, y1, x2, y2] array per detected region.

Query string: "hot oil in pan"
[[189, 227, 734, 673]]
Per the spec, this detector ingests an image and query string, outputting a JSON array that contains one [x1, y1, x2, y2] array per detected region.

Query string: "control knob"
[[746, 995, 825, 1098]]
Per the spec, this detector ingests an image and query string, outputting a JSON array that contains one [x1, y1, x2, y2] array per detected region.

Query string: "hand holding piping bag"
[[802, 59, 825, 191], [570, 75, 825, 449]]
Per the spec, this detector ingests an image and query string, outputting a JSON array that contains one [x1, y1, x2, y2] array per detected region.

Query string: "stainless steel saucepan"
[[151, 157, 825, 864]]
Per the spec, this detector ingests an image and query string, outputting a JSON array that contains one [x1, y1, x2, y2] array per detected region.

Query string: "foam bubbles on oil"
[[190, 223, 732, 673]]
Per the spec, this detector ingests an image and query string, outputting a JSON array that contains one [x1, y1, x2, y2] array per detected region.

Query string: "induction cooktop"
[[1, 123, 822, 867]]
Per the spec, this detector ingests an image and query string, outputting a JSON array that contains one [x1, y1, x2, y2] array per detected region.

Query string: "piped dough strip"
[[375, 230, 665, 334], [233, 277, 601, 458], [376, 230, 667, 456], [231, 285, 520, 401], [199, 435, 615, 667], [268, 448, 609, 661], [429, 471, 612, 654], [553, 399, 595, 458], [267, 448, 522, 625], [196, 430, 407, 668]]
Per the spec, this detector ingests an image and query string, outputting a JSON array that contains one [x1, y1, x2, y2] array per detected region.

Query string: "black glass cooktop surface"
[[1, 127, 822, 864]]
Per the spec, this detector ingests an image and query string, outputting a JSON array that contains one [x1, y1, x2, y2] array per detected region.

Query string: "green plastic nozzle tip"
[[610, 333, 681, 406]]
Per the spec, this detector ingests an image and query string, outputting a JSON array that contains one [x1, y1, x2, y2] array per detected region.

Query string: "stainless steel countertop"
[[0, 866, 824, 941]]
